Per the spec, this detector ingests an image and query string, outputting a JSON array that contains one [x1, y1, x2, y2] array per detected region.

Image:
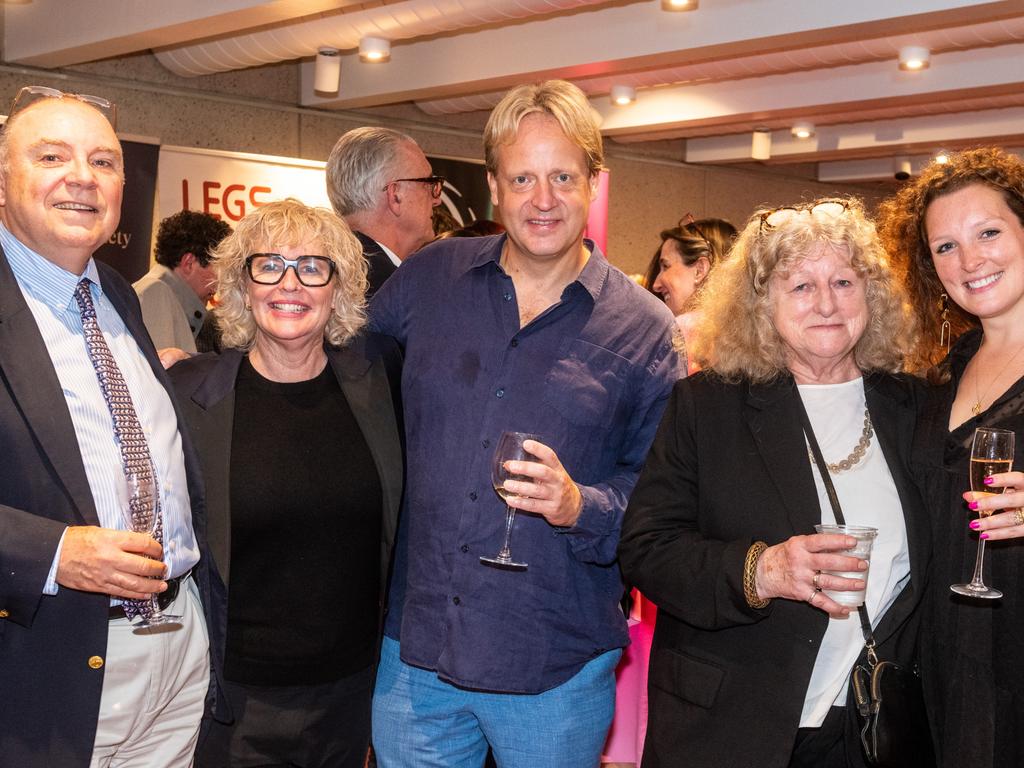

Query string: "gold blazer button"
[[0, 609, 9, 618], [88, 656, 104, 670]]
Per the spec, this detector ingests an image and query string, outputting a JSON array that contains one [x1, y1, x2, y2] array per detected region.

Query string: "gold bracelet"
[[743, 541, 770, 609]]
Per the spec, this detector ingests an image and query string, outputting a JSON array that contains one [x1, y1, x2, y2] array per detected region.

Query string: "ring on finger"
[[806, 587, 818, 603], [1015, 509, 1024, 527], [812, 571, 822, 590]]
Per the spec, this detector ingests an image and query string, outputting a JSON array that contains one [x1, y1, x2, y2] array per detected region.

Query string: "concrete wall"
[[0, 54, 885, 275]]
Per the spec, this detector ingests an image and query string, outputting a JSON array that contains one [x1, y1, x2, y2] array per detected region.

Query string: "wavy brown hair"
[[692, 196, 917, 383], [876, 147, 1024, 371], [212, 198, 367, 351]]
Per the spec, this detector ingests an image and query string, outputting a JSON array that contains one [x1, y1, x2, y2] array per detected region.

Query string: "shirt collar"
[[467, 234, 609, 301], [1, 221, 101, 312]]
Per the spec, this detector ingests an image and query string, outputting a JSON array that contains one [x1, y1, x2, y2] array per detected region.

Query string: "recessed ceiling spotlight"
[[359, 36, 391, 63], [898, 46, 930, 71], [661, 0, 699, 10], [934, 151, 950, 165], [791, 121, 815, 139], [610, 85, 637, 106]]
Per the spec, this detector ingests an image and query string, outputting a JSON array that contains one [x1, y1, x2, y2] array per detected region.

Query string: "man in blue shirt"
[[371, 80, 681, 767], [0, 87, 223, 766]]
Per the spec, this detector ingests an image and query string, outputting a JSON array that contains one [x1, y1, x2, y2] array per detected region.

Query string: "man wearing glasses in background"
[[0, 86, 223, 766], [326, 126, 443, 295]]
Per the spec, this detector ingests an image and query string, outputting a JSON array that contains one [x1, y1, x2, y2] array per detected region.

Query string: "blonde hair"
[[483, 80, 604, 177], [213, 199, 368, 350], [692, 197, 918, 383]]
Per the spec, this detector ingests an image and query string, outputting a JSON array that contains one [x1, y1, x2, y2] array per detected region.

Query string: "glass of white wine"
[[951, 426, 1015, 599], [480, 431, 541, 572], [124, 472, 182, 628]]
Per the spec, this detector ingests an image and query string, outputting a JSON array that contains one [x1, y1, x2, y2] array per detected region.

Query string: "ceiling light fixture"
[[894, 157, 913, 181], [934, 151, 950, 165], [314, 48, 341, 94], [791, 121, 815, 139], [610, 85, 637, 106], [751, 128, 772, 161], [898, 46, 930, 71], [661, 0, 699, 10], [359, 36, 391, 63]]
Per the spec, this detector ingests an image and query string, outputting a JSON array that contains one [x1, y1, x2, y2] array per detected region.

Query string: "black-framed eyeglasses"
[[758, 199, 850, 234], [5, 85, 117, 130], [383, 175, 445, 199], [245, 254, 336, 287]]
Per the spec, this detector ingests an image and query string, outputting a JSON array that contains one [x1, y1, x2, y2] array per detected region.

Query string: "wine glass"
[[123, 471, 181, 628], [480, 431, 541, 572], [951, 427, 1015, 599]]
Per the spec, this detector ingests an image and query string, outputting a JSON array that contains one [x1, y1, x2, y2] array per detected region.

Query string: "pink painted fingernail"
[[984, 476, 994, 485], [970, 520, 980, 530], [981, 533, 990, 540], [969, 501, 979, 510]]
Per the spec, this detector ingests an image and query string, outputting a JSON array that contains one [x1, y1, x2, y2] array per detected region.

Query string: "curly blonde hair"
[[212, 198, 368, 350], [876, 147, 1024, 371], [691, 197, 917, 383]]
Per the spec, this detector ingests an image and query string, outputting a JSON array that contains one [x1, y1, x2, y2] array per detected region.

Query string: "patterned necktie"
[[74, 278, 162, 619]]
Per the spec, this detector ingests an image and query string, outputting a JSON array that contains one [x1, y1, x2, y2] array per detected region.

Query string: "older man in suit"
[[326, 126, 442, 295], [0, 86, 224, 767]]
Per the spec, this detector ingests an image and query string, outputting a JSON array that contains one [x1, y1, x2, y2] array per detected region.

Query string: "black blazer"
[[356, 231, 397, 297], [618, 372, 931, 768], [0, 247, 226, 767], [167, 338, 404, 691]]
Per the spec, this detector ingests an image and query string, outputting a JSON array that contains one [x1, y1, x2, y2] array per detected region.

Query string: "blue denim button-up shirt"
[[371, 234, 680, 693]]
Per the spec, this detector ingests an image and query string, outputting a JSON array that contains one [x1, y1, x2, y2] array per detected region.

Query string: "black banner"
[[95, 139, 159, 283], [429, 156, 494, 227]]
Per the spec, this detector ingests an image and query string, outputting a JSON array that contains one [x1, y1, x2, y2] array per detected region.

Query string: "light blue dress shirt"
[[1, 223, 200, 593]]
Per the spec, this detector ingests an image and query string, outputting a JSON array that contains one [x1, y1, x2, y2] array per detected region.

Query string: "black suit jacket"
[[355, 230, 397, 297], [618, 372, 931, 768], [0, 247, 226, 767], [166, 338, 404, 693]]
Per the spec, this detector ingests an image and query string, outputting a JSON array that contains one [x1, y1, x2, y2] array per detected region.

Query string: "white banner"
[[157, 145, 330, 225]]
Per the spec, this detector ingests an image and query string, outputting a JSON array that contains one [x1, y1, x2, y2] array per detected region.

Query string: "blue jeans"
[[372, 637, 621, 768]]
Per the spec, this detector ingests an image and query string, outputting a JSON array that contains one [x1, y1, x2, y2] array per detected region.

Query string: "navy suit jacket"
[[0, 246, 227, 767], [355, 230, 397, 297]]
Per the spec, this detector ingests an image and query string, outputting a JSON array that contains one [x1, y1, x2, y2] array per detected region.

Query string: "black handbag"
[[798, 396, 934, 768]]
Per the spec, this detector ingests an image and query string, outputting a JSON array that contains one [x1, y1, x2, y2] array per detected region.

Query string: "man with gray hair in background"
[[326, 126, 442, 295]]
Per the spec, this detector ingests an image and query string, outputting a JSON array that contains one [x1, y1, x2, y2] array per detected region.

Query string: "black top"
[[225, 357, 382, 686], [914, 328, 1024, 767]]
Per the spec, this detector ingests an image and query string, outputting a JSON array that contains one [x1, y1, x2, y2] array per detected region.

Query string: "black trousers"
[[789, 705, 854, 768], [197, 665, 374, 768]]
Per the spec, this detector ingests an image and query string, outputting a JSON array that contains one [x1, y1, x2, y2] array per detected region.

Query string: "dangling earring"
[[939, 292, 951, 353]]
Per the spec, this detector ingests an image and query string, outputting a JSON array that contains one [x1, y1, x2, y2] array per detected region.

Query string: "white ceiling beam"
[[300, 0, 1010, 108], [2, 0, 365, 67], [594, 42, 1024, 145], [819, 149, 1024, 182], [686, 106, 1024, 164]]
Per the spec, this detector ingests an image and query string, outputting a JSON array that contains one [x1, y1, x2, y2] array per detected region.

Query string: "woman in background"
[[878, 147, 1024, 767]]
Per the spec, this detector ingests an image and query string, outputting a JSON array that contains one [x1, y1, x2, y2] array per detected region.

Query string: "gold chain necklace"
[[807, 408, 873, 473], [971, 336, 1024, 416]]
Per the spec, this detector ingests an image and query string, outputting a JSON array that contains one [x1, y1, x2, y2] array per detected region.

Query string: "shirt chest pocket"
[[542, 341, 630, 428]]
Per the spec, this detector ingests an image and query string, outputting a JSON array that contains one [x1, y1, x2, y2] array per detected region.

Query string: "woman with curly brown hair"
[[877, 147, 1024, 767]]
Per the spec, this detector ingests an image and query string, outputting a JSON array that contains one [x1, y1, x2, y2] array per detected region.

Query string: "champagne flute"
[[124, 471, 181, 628], [480, 431, 541, 571], [951, 427, 1015, 599]]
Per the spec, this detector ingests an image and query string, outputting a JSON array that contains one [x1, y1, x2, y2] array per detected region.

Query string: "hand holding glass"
[[480, 432, 541, 571], [813, 524, 877, 606], [124, 473, 181, 628], [951, 426, 1014, 599]]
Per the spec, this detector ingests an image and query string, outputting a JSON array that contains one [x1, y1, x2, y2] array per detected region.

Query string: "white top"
[[797, 377, 911, 727]]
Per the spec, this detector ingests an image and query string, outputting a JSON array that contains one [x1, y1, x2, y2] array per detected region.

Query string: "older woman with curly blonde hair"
[[168, 199, 403, 768], [877, 147, 1024, 768], [619, 198, 931, 768]]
